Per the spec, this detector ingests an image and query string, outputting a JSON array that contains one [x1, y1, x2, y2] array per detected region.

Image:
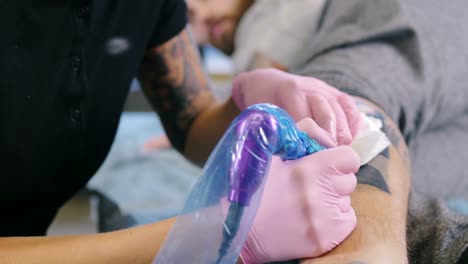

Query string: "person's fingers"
[[234, 68, 285, 89], [336, 196, 352, 213], [307, 94, 337, 138], [334, 208, 357, 241], [232, 68, 291, 110], [313, 207, 357, 254], [296, 118, 338, 148], [338, 94, 362, 138], [326, 173, 357, 196], [232, 70, 275, 108], [314, 146, 361, 174], [328, 98, 353, 145], [277, 87, 310, 121]]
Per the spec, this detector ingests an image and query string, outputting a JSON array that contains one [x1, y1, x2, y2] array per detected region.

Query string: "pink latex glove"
[[232, 68, 362, 145], [241, 118, 360, 264]]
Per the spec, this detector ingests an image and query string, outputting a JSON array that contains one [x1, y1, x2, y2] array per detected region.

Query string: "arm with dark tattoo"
[[354, 99, 410, 194], [303, 97, 410, 264], [138, 26, 216, 152]]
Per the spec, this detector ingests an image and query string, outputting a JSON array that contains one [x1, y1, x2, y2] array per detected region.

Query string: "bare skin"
[[0, 218, 175, 264], [138, 27, 216, 152], [138, 26, 240, 164], [186, 0, 254, 54]]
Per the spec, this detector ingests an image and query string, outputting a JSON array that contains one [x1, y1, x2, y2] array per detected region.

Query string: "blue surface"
[[447, 198, 468, 215], [87, 112, 201, 230]]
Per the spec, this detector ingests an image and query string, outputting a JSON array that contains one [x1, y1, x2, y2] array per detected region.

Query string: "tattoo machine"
[[153, 104, 325, 264]]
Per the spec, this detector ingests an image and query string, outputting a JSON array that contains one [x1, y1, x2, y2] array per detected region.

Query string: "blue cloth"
[[447, 198, 468, 215], [87, 112, 201, 231]]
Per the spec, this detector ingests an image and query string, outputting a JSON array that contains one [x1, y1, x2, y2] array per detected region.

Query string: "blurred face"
[[187, 0, 253, 54]]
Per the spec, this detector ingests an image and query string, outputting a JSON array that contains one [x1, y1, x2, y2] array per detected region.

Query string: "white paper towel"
[[350, 114, 391, 165]]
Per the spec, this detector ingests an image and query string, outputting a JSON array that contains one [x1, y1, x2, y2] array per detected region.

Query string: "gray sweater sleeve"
[[407, 191, 468, 264], [295, 0, 468, 144]]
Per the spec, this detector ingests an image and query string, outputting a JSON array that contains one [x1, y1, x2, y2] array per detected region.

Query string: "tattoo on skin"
[[138, 27, 215, 152], [356, 158, 390, 193], [354, 99, 408, 193]]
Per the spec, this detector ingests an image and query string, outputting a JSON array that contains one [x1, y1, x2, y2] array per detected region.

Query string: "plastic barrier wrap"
[[154, 104, 325, 264]]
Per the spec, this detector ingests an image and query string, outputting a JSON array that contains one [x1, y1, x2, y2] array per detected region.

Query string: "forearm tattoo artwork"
[[138, 27, 215, 152]]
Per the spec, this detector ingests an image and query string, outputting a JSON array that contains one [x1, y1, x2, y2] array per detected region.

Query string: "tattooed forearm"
[[138, 27, 215, 152], [356, 160, 390, 193], [353, 98, 409, 193]]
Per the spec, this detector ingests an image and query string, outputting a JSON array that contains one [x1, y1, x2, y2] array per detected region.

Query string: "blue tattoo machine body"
[[153, 104, 325, 264]]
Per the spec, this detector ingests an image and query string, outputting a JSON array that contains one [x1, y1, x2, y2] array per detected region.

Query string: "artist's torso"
[[0, 0, 186, 235]]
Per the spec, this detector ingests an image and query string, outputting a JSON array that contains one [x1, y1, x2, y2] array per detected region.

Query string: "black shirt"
[[0, 0, 187, 236]]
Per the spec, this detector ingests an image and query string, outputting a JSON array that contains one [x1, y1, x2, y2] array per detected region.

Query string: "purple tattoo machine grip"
[[154, 104, 324, 264]]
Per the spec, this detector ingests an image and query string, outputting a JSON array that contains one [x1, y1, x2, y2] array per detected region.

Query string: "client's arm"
[[303, 97, 411, 264], [0, 218, 175, 264]]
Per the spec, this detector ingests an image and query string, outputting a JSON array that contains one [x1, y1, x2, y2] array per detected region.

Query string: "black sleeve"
[[147, 0, 188, 48]]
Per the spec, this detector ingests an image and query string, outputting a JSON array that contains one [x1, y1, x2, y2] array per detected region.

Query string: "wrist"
[[184, 98, 240, 165]]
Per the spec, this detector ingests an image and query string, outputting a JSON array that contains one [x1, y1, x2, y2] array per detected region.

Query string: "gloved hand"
[[241, 118, 360, 264], [232, 68, 362, 145]]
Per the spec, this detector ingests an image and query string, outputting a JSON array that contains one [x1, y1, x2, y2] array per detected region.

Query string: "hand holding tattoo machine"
[[153, 104, 326, 264]]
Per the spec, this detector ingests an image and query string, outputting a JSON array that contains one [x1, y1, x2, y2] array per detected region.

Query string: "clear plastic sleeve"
[[153, 104, 325, 264]]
